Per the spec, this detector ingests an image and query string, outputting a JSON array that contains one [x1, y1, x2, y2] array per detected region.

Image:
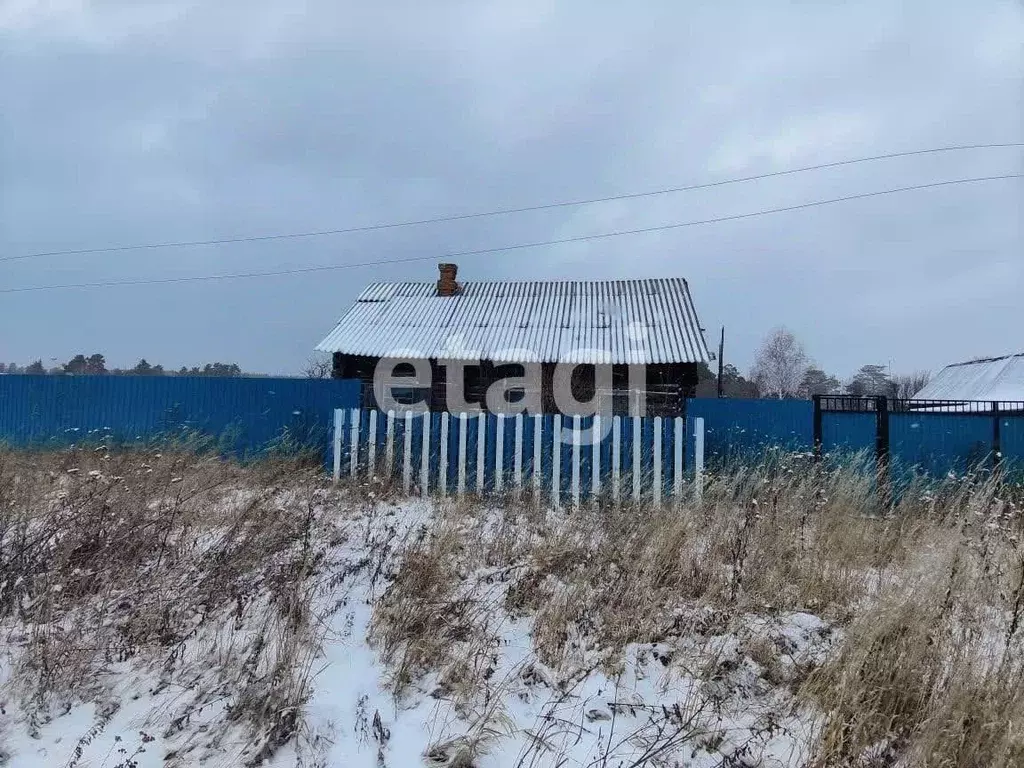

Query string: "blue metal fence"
[[890, 412, 994, 477], [816, 396, 1023, 479], [0, 375, 359, 460], [821, 411, 877, 456], [1004, 417, 1024, 476], [687, 398, 812, 465], [1, 378, 1022, 483]]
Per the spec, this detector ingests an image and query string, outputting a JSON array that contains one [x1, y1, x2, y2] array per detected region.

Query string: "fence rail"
[[818, 395, 1024, 414]]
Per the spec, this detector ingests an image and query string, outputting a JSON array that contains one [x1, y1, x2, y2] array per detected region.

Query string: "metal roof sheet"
[[914, 353, 1024, 403], [316, 278, 711, 365]]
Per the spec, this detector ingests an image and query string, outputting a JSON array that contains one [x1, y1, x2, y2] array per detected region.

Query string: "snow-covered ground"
[[303, 604, 831, 767], [0, 457, 1018, 768], [298, 502, 837, 768], [0, 496, 834, 768]]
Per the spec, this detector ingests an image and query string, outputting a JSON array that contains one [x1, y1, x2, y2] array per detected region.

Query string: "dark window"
[[493, 363, 526, 407], [390, 361, 426, 406], [394, 362, 416, 378]]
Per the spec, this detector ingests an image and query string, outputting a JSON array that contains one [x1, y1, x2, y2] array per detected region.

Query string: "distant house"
[[914, 353, 1024, 403], [315, 264, 712, 415]]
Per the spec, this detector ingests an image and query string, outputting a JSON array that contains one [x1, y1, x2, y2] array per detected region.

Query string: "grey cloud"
[[1, 0, 1021, 378]]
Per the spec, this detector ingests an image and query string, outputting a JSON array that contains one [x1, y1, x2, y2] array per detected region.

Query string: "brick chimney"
[[437, 262, 460, 296]]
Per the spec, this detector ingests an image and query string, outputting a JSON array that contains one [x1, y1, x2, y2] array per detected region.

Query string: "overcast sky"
[[1, 1, 1021, 378]]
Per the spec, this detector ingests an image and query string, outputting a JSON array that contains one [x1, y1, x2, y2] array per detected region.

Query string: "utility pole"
[[716, 326, 725, 398]]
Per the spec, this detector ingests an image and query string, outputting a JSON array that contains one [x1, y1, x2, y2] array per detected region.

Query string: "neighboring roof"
[[316, 278, 711, 364], [914, 353, 1024, 402]]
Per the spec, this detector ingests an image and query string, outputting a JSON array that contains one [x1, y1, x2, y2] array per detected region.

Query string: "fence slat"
[[402, 411, 413, 492], [367, 410, 378, 477], [476, 412, 486, 494], [458, 413, 468, 497], [571, 415, 581, 506], [514, 414, 524, 491], [694, 416, 705, 500], [420, 411, 430, 495], [632, 415, 642, 502], [350, 408, 361, 477], [551, 414, 561, 507], [439, 412, 450, 497], [653, 416, 662, 507], [592, 414, 602, 498], [533, 415, 543, 500], [332, 409, 343, 482], [384, 411, 395, 479], [495, 415, 505, 492], [673, 416, 683, 499], [612, 416, 621, 502]]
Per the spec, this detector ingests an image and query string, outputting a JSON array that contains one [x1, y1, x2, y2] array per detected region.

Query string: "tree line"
[[3, 337, 932, 399], [743, 327, 930, 400], [0, 354, 247, 377]]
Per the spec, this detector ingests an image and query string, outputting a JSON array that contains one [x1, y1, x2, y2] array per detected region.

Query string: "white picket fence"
[[331, 408, 706, 506]]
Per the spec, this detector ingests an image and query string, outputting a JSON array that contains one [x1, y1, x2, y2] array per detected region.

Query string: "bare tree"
[[302, 354, 333, 379], [891, 371, 931, 399], [750, 328, 809, 399]]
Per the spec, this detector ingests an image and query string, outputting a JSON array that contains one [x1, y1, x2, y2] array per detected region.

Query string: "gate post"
[[992, 401, 1002, 474], [812, 394, 823, 461], [876, 396, 891, 503]]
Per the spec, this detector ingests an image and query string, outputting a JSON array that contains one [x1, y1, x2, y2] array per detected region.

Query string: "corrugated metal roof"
[[316, 278, 711, 365], [914, 353, 1024, 402]]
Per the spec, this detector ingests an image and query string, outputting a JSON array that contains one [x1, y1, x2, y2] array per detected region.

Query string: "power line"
[[2, 173, 1018, 295], [2, 142, 1021, 264]]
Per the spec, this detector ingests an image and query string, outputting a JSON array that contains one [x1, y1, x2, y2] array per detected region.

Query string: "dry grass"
[[801, 476, 1024, 767], [370, 455, 1024, 766], [3, 442, 1022, 766], [0, 445, 348, 766]]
